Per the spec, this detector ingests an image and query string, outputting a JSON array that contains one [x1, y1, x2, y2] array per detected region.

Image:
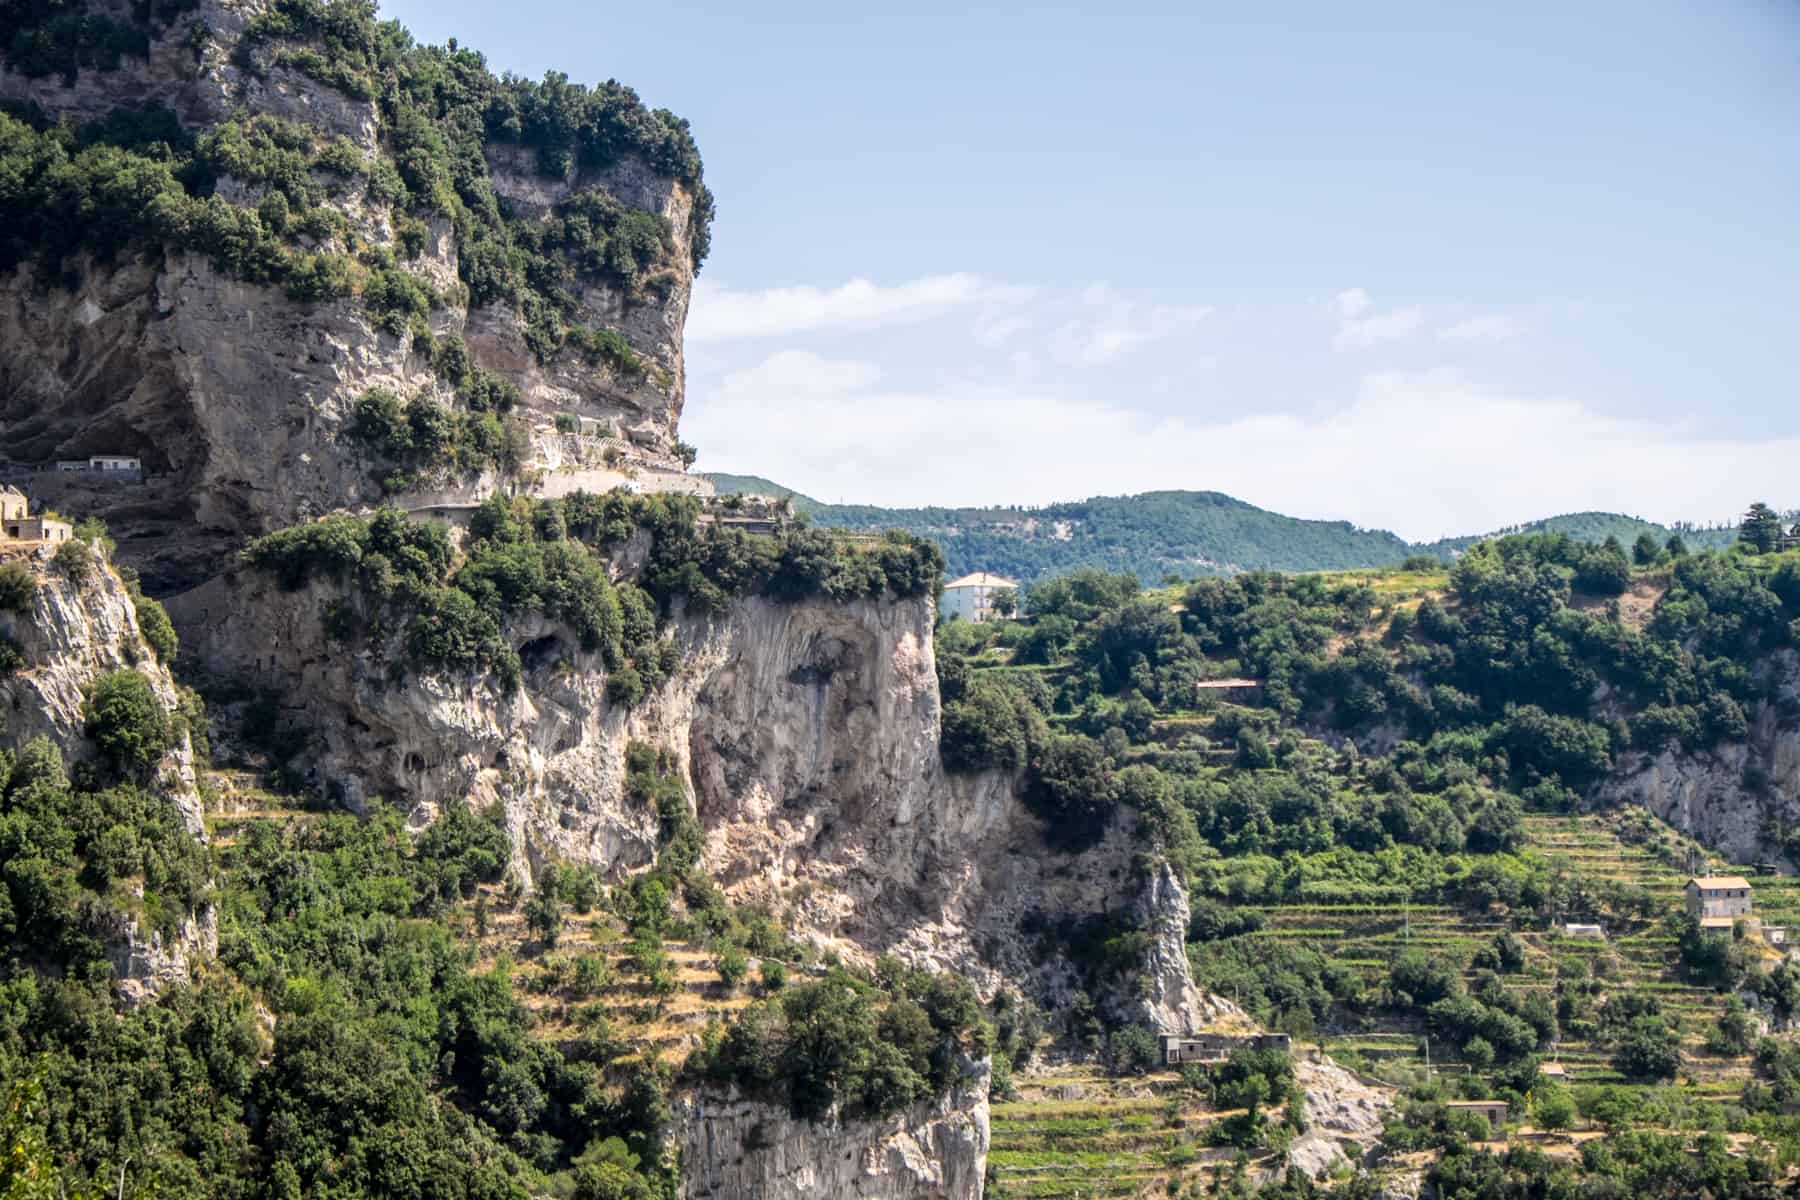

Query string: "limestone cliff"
[[0, 0, 704, 593], [0, 543, 215, 1000], [0, 544, 203, 834], [1598, 649, 1800, 866], [166, 565, 1159, 994], [678, 1063, 991, 1200]]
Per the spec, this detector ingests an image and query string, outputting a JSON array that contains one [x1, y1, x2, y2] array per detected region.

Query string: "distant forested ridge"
[[703, 476, 1748, 585]]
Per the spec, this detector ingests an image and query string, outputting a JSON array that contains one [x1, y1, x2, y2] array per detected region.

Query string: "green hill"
[[1425, 511, 1738, 558], [702, 476, 1750, 585]]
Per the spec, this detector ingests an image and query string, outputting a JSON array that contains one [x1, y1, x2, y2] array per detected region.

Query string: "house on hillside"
[[1445, 1100, 1509, 1139], [940, 572, 1018, 623], [1, 492, 72, 544], [51, 455, 143, 478], [1158, 1032, 1291, 1065], [1687, 875, 1753, 926], [1196, 678, 1263, 701]]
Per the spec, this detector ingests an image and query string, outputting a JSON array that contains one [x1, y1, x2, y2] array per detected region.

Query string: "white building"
[[940, 572, 1019, 623], [89, 455, 141, 472]]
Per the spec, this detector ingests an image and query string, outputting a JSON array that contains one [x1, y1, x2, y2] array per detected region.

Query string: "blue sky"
[[381, 0, 1799, 539]]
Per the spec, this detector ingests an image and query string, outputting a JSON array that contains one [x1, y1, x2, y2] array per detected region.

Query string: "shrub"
[[0, 560, 36, 612], [54, 538, 95, 587], [132, 591, 179, 663], [1108, 1025, 1160, 1075], [84, 670, 171, 774], [717, 946, 749, 992]]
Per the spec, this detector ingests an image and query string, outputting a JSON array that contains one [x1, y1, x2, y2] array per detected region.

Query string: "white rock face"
[[0, 3, 699, 592], [1598, 650, 1800, 865], [1127, 862, 1243, 1035], [0, 548, 213, 1000], [1283, 1058, 1394, 1180], [0, 549, 203, 836], [678, 1062, 991, 1200], [103, 903, 220, 1009], [169, 570, 1179, 999]]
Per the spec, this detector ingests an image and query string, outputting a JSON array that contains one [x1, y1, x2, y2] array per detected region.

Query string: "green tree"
[[83, 670, 171, 774], [1612, 1014, 1681, 1082], [525, 889, 564, 947], [1738, 502, 1784, 554], [1534, 1085, 1576, 1130], [0, 561, 36, 613]]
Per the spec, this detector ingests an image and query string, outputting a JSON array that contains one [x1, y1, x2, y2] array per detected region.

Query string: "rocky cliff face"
[[0, 0, 699, 594], [678, 1062, 991, 1200], [0, 544, 214, 998], [166, 568, 1161, 993], [1599, 650, 1800, 866], [0, 546, 203, 834]]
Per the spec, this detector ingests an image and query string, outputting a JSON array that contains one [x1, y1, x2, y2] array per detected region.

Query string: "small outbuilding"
[[1562, 922, 1606, 940], [1445, 1100, 1509, 1139], [1, 492, 72, 544]]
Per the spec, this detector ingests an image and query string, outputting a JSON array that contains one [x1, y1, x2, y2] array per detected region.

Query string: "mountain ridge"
[[702, 473, 1747, 583]]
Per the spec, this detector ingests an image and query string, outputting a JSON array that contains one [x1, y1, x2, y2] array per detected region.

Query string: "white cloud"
[[1438, 314, 1525, 343], [1333, 287, 1372, 319], [685, 357, 1789, 540], [686, 274, 1026, 341], [1054, 284, 1214, 366], [1331, 287, 1426, 350]]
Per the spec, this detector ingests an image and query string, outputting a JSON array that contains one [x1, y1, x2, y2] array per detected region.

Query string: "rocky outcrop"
[[0, 545, 213, 1001], [102, 903, 220, 1008], [0, 0, 699, 593], [167, 568, 1163, 993], [0, 547, 203, 835], [678, 1062, 991, 1200], [1598, 650, 1800, 866], [1284, 1058, 1394, 1181], [1126, 862, 1248, 1035]]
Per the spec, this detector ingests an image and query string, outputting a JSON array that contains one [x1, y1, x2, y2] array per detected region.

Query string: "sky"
[[380, 0, 1800, 540]]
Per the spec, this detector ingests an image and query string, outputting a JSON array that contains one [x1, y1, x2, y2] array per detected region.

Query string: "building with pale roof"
[[1, 491, 71, 544], [940, 571, 1018, 624], [1687, 875, 1753, 922]]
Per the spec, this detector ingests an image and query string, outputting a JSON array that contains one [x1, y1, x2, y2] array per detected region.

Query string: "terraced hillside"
[[1257, 808, 1759, 1084], [988, 1064, 1279, 1200]]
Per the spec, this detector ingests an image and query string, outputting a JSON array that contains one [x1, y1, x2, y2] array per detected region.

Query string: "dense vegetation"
[[0, 0, 711, 371], [706, 475, 1750, 586], [938, 530, 1800, 1157], [240, 490, 941, 694], [698, 958, 986, 1120]]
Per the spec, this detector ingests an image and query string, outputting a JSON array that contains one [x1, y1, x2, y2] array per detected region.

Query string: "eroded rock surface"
[[679, 1061, 991, 1200]]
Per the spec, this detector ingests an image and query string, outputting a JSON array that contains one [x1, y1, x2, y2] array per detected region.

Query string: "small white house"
[[89, 455, 141, 472], [940, 572, 1019, 623], [1562, 923, 1606, 940]]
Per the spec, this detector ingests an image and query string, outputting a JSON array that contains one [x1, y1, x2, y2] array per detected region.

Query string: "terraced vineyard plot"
[[989, 1067, 1262, 1200], [1235, 810, 1766, 1085]]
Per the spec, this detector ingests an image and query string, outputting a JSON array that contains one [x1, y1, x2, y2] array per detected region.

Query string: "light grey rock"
[[0, 549, 204, 835], [678, 1060, 991, 1200], [0, 2, 698, 593]]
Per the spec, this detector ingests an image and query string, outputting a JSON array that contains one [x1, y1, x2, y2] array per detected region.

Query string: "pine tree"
[[1739, 502, 1783, 554]]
